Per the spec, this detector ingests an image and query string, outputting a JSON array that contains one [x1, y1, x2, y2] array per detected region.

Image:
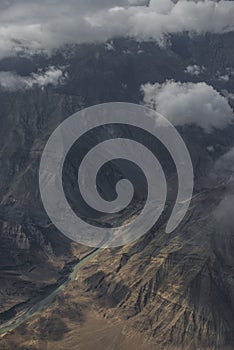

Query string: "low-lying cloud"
[[0, 0, 233, 58], [141, 80, 234, 132], [0, 66, 67, 91], [185, 65, 206, 76], [213, 194, 234, 231], [213, 146, 234, 178], [212, 145, 234, 231]]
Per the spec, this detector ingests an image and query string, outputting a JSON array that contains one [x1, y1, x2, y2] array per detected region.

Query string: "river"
[[0, 248, 101, 336]]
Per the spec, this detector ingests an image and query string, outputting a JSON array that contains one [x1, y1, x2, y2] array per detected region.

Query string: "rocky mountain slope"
[[0, 32, 234, 349]]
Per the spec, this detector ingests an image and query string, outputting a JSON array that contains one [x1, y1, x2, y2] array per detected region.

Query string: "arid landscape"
[[0, 1, 234, 349]]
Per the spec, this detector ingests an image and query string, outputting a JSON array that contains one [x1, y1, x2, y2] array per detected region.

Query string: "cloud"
[[141, 80, 234, 132], [185, 65, 206, 76], [213, 146, 234, 179], [0, 0, 233, 58], [127, 0, 149, 5], [218, 74, 230, 82], [211, 146, 234, 232], [149, 0, 174, 14], [213, 195, 234, 231], [0, 66, 67, 91], [216, 68, 234, 82], [221, 90, 234, 101], [207, 144, 234, 189]]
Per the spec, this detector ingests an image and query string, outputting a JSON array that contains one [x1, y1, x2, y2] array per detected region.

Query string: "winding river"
[[0, 248, 101, 336]]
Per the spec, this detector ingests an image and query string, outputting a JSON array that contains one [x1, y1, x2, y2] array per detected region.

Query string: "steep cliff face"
[[0, 90, 87, 316], [0, 221, 52, 313], [1, 187, 233, 350], [0, 32, 234, 349], [75, 187, 234, 349]]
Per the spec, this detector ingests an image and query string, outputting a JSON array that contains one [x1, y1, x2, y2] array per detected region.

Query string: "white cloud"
[[0, 0, 233, 58], [217, 67, 234, 82], [214, 147, 234, 177], [218, 74, 230, 82], [213, 194, 234, 231], [228, 93, 234, 100], [0, 66, 67, 91], [226, 67, 234, 76], [221, 90, 234, 100], [149, 0, 174, 14], [209, 145, 234, 186], [127, 0, 149, 5], [185, 65, 206, 76], [141, 80, 234, 132]]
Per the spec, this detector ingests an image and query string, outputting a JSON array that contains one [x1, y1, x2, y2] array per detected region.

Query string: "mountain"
[[0, 32, 234, 349]]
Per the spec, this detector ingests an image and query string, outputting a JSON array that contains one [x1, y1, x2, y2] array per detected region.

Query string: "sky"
[[0, 0, 233, 58]]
